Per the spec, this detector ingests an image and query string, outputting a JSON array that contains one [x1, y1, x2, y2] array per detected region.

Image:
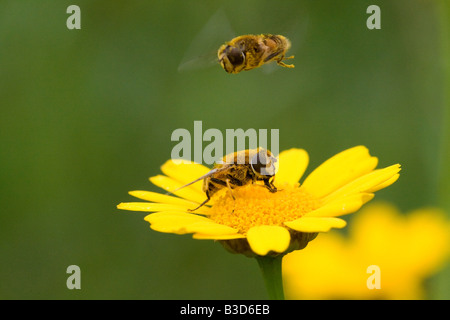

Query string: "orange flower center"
[[208, 183, 321, 234]]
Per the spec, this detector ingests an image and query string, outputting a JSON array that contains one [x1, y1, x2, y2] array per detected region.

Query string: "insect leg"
[[263, 178, 278, 193], [274, 53, 295, 68], [208, 177, 236, 213], [225, 179, 236, 214], [225, 179, 236, 200], [188, 193, 211, 212], [277, 60, 295, 68]]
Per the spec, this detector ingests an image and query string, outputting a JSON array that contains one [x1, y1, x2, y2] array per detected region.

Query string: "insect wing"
[[165, 166, 230, 195], [177, 8, 236, 72]]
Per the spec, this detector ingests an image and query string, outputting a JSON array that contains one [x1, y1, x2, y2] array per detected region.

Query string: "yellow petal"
[[144, 211, 212, 234], [149, 175, 207, 204], [127, 190, 211, 214], [144, 211, 210, 223], [193, 233, 246, 240], [160, 159, 211, 194], [275, 148, 309, 186], [406, 208, 450, 274], [301, 146, 378, 198], [128, 190, 200, 207], [365, 173, 400, 193], [183, 221, 239, 235], [285, 217, 347, 232], [247, 225, 291, 256], [322, 164, 401, 203], [117, 202, 193, 212], [144, 211, 238, 235], [304, 193, 374, 218]]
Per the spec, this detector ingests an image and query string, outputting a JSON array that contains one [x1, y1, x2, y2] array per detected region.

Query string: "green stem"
[[256, 255, 285, 300]]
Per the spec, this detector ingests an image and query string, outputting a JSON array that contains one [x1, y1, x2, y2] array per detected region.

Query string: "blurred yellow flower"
[[117, 146, 400, 257], [283, 202, 450, 299]]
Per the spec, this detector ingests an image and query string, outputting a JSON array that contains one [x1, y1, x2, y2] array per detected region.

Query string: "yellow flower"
[[117, 146, 401, 257], [283, 202, 450, 300]]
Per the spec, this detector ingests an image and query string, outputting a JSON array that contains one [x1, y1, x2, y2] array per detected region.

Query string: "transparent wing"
[[165, 166, 230, 195], [177, 8, 236, 72], [177, 51, 218, 72]]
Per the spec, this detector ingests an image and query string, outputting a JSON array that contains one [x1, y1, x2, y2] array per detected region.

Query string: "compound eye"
[[251, 151, 275, 176], [227, 47, 245, 66]]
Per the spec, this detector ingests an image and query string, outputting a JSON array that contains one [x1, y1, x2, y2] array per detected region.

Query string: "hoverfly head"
[[219, 45, 245, 73]]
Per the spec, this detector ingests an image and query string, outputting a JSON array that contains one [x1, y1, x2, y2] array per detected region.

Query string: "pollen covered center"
[[208, 184, 320, 234]]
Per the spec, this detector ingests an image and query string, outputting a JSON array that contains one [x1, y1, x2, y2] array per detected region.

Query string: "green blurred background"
[[1, 0, 449, 299]]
